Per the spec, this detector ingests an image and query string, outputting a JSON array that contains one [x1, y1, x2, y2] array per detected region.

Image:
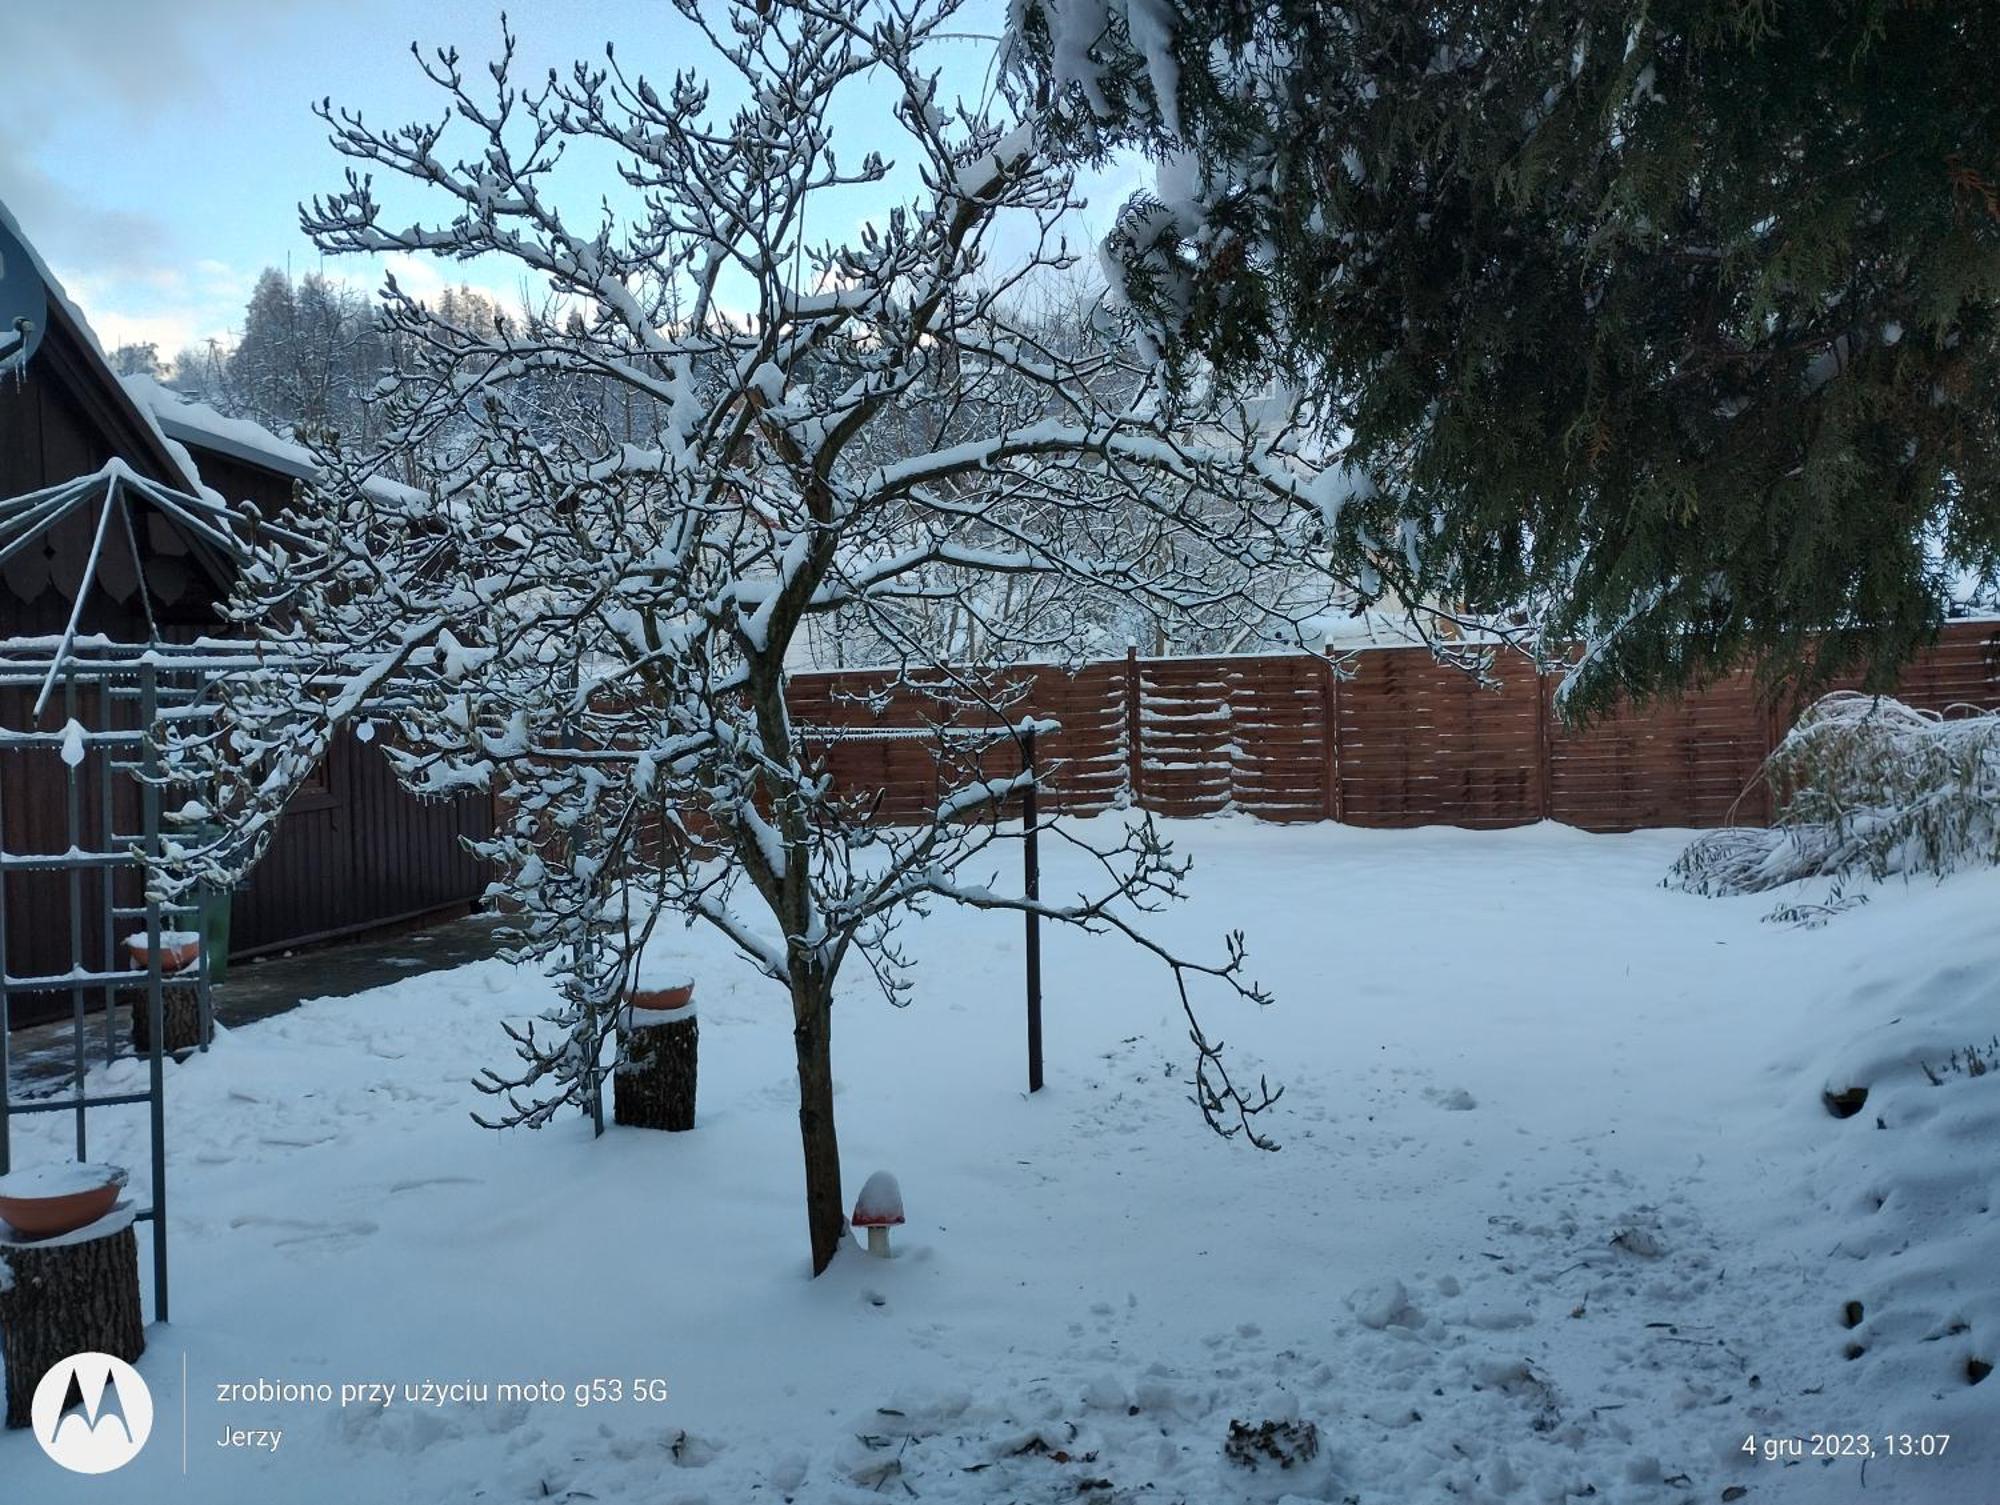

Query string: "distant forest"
[[109, 268, 504, 453]]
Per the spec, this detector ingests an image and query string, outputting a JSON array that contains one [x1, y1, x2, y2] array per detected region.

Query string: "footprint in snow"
[[229, 1214, 379, 1249], [1423, 1085, 1478, 1111], [388, 1175, 483, 1194]]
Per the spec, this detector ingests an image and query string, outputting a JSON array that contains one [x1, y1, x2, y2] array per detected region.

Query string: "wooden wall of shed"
[[4, 367, 492, 1026], [2, 711, 491, 1027], [0, 341, 225, 640], [0, 681, 143, 1029], [228, 731, 493, 957], [183, 447, 296, 519]]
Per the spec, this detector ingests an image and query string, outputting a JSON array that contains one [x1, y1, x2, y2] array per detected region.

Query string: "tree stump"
[[0, 1212, 145, 1430], [614, 1006, 698, 1131], [128, 987, 209, 1057]]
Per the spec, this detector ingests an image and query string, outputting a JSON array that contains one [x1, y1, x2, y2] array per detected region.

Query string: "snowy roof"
[[0, 195, 207, 498], [124, 374, 320, 482], [0, 194, 422, 516], [121, 373, 428, 507]]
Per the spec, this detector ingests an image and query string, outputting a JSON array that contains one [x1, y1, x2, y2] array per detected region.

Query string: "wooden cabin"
[[0, 203, 490, 1025]]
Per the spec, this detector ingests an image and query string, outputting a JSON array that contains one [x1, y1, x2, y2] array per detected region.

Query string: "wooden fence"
[[787, 620, 2000, 832]]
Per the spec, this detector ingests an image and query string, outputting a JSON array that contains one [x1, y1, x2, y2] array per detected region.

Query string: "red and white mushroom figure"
[[851, 1170, 904, 1258]]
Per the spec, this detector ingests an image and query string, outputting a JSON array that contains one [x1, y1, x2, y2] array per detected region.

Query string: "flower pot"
[[125, 930, 201, 975], [628, 980, 694, 1011], [0, 1163, 128, 1240]]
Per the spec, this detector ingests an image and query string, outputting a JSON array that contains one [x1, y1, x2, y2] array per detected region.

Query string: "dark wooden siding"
[[180, 446, 296, 519], [230, 731, 492, 956], [170, 440, 494, 955], [0, 679, 145, 1026], [5, 333, 492, 1024], [1, 330, 222, 639]]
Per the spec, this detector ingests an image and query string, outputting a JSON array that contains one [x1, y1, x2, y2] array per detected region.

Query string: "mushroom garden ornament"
[[851, 1171, 905, 1258]]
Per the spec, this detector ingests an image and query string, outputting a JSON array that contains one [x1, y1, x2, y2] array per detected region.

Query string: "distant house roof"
[[122, 374, 319, 481], [121, 374, 429, 508]]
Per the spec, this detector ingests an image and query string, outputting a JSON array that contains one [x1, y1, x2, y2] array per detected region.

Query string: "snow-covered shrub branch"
[[1671, 692, 2000, 896], [156, 0, 1378, 1273]]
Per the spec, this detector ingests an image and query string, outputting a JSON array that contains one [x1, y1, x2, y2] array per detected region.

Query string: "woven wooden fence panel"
[[782, 622, 2000, 832]]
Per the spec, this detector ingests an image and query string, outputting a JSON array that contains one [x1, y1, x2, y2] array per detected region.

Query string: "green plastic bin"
[[184, 821, 235, 985]]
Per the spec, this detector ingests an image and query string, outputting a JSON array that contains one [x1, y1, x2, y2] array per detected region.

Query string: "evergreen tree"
[[107, 341, 165, 380], [1008, 1, 2000, 711], [227, 268, 307, 430], [220, 267, 399, 443]]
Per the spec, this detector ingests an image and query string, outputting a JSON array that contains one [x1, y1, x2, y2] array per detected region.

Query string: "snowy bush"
[[1671, 692, 2000, 895]]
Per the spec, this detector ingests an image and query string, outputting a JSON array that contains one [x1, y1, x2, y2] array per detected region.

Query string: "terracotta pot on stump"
[[125, 930, 210, 1057], [613, 975, 698, 1131], [0, 1165, 144, 1431]]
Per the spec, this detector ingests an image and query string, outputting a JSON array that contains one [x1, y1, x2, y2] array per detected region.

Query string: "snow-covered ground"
[[3, 819, 1995, 1503]]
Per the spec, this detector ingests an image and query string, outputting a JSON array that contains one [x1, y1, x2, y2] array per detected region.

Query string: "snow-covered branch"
[[157, 0, 1408, 1273]]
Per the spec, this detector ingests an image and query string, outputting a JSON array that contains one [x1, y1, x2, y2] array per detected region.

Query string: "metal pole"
[[140, 659, 169, 1322], [0, 730, 11, 1178], [1023, 728, 1043, 1094], [66, 670, 87, 1159], [586, 917, 606, 1139], [99, 692, 117, 1066], [564, 664, 606, 1138], [1123, 645, 1143, 809]]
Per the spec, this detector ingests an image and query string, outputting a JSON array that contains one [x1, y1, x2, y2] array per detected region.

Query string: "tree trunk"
[[791, 969, 845, 1277], [129, 987, 208, 1057], [613, 1008, 698, 1131], [0, 1220, 146, 1430]]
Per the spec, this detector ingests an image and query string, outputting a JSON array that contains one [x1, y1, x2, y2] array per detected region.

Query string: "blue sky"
[[0, 0, 1140, 358]]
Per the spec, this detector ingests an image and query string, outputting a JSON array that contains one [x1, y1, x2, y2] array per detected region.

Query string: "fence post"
[[1022, 727, 1042, 1094], [1763, 700, 1783, 826], [139, 658, 169, 1323], [1535, 670, 1554, 822], [1321, 651, 1343, 824], [1123, 645, 1143, 810]]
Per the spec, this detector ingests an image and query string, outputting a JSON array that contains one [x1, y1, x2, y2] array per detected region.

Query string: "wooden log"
[[0, 1212, 145, 1430], [613, 1007, 698, 1132], [127, 986, 208, 1057]]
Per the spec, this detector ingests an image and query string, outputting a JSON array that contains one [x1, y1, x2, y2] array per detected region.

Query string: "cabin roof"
[[0, 197, 309, 638], [0, 197, 209, 499]]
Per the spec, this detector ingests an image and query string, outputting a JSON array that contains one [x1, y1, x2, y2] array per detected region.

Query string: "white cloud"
[[0, 1, 311, 113], [0, 0, 311, 350], [87, 307, 231, 359], [380, 251, 449, 300], [61, 266, 242, 354]]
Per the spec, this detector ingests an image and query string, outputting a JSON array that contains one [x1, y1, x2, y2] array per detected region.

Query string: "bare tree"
[[164, 0, 1401, 1275]]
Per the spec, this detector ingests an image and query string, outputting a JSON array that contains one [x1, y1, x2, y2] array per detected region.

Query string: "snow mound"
[[1791, 944, 2000, 1411], [1346, 1277, 1422, 1331]]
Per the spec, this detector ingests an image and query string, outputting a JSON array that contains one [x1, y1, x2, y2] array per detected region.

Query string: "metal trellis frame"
[[1, 630, 469, 1322], [0, 651, 214, 1323]]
